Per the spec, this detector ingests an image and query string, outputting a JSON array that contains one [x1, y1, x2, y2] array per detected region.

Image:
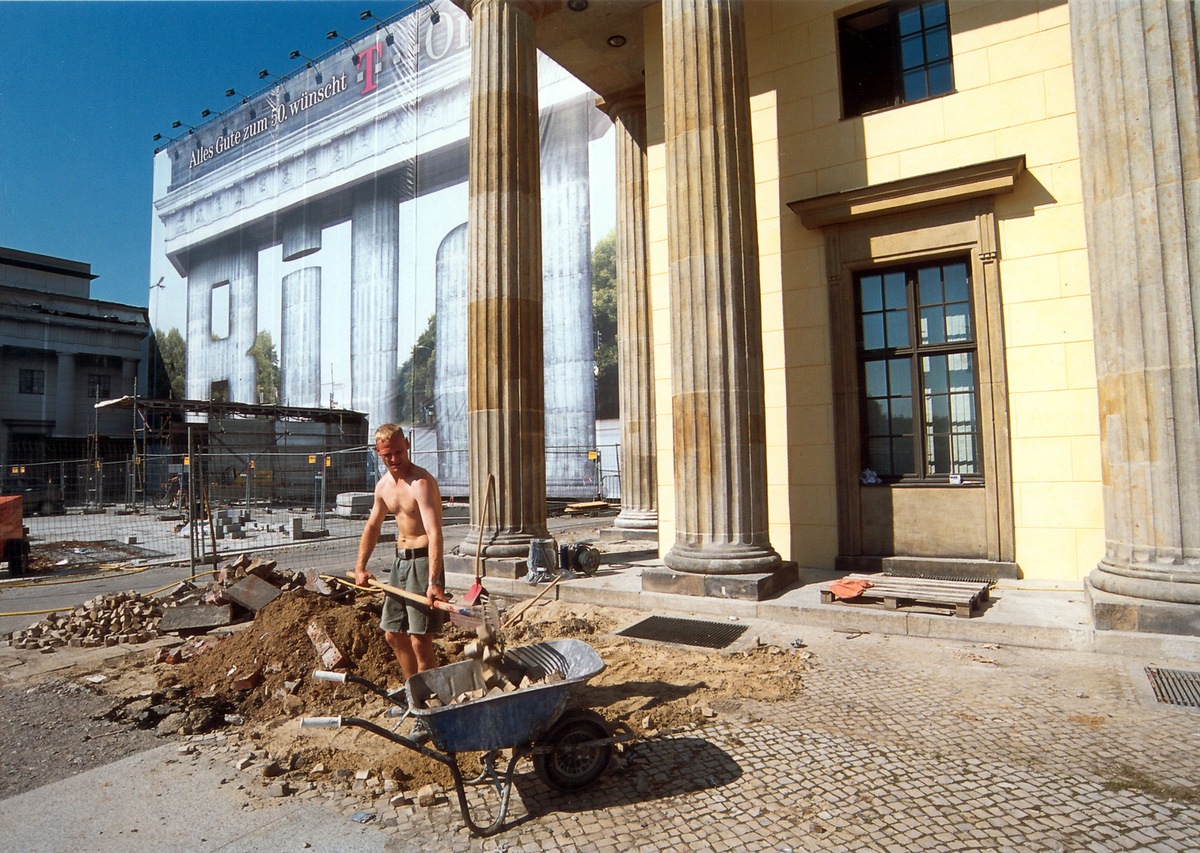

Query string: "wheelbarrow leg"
[[446, 749, 522, 837]]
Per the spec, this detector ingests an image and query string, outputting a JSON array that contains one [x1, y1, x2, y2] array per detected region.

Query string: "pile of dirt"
[[148, 591, 814, 795]]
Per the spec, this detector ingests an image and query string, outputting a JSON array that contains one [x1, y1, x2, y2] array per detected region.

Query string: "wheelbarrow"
[[301, 638, 630, 836]]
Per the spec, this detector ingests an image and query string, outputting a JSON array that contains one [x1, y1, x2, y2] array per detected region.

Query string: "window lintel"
[[788, 155, 1025, 230]]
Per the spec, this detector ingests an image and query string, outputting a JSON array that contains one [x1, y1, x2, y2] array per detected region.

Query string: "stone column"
[[1071, 0, 1200, 626], [600, 89, 658, 534], [184, 238, 259, 404], [350, 183, 400, 428], [541, 93, 598, 497], [660, 0, 780, 575], [281, 267, 322, 408], [462, 0, 549, 562]]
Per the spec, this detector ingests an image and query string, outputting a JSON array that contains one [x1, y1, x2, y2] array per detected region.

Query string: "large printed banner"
[[149, 3, 612, 497]]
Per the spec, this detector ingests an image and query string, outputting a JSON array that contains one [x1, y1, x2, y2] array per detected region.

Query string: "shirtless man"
[[354, 423, 447, 678]]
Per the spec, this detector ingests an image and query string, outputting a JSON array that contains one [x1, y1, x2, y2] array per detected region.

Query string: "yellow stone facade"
[[644, 0, 1101, 581]]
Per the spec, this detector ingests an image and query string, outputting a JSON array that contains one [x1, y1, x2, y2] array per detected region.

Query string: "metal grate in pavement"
[[615, 615, 747, 650], [1145, 666, 1200, 708]]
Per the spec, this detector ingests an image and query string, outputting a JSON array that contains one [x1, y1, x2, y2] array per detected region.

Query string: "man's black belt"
[[396, 546, 429, 559]]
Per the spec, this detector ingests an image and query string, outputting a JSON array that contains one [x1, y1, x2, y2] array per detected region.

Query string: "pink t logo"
[[358, 43, 385, 94]]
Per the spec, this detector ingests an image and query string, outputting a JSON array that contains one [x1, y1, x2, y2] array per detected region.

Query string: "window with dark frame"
[[839, 0, 954, 118], [87, 374, 111, 399], [18, 368, 45, 395], [857, 258, 981, 480]]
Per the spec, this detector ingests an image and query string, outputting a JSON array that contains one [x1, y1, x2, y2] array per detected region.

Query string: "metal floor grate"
[[615, 615, 747, 650], [1145, 666, 1200, 708]]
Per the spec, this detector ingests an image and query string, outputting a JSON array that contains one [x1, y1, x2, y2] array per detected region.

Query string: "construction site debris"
[[4, 591, 162, 650]]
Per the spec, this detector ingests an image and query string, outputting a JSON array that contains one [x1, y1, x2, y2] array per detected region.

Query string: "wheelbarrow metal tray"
[[406, 639, 605, 753]]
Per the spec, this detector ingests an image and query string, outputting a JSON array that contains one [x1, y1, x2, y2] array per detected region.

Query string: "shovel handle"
[[356, 575, 477, 616], [503, 574, 561, 628]]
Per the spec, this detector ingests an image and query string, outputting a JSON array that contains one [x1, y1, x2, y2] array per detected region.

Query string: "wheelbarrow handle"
[[313, 670, 346, 683]]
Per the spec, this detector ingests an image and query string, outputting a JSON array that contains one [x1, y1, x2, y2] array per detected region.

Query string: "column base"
[[641, 562, 798, 601], [445, 553, 528, 580], [1088, 574, 1200, 637]]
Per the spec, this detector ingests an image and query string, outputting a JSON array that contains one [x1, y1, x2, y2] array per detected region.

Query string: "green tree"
[[397, 316, 437, 425], [247, 330, 280, 404], [592, 230, 619, 419], [155, 328, 187, 400]]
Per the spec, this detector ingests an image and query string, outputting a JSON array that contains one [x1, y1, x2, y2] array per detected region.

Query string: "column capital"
[[596, 85, 646, 122]]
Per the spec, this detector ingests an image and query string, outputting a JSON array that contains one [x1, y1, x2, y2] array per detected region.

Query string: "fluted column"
[[462, 0, 549, 559], [281, 267, 322, 408], [1072, 0, 1200, 607], [600, 89, 658, 532], [662, 0, 779, 574], [350, 183, 400, 428]]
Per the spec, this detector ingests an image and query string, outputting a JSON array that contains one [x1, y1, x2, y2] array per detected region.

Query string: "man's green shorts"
[[380, 554, 444, 636]]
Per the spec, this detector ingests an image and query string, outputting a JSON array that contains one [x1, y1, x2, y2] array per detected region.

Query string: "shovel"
[[331, 574, 499, 633], [463, 474, 495, 607]]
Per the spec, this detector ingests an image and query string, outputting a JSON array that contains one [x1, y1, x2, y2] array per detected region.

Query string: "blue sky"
[[0, 0, 432, 309]]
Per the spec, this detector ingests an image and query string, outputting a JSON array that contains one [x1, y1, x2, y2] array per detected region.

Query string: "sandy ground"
[[64, 587, 814, 797]]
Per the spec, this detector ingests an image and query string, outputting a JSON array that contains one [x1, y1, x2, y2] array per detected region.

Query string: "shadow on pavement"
[[510, 735, 743, 824]]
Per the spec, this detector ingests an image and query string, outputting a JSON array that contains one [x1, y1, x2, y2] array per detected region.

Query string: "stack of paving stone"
[[4, 591, 162, 651]]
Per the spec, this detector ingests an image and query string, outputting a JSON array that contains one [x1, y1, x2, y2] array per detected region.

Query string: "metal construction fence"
[[7, 441, 623, 574]]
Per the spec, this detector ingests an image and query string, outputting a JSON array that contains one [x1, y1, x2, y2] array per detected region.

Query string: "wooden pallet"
[[821, 573, 991, 619]]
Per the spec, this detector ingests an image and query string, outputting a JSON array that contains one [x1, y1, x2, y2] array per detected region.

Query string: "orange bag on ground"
[[829, 577, 873, 600]]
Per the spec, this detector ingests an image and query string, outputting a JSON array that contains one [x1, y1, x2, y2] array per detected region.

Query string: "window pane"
[[923, 355, 948, 394], [898, 5, 923, 35], [863, 313, 886, 350], [943, 262, 969, 302], [868, 438, 893, 476], [920, 305, 946, 344], [886, 308, 910, 348], [861, 275, 883, 312], [927, 434, 952, 475], [922, 0, 948, 27], [927, 60, 954, 96], [888, 358, 912, 396], [900, 33, 925, 69], [892, 438, 915, 475], [903, 69, 928, 101], [945, 302, 972, 341], [864, 360, 888, 397], [925, 27, 950, 62], [883, 271, 907, 309], [891, 395, 913, 433], [917, 266, 943, 304], [866, 398, 890, 435]]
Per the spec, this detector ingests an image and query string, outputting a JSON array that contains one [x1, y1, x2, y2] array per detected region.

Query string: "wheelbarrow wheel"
[[533, 708, 612, 792]]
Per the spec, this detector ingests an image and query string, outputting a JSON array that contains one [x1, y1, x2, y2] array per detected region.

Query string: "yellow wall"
[[645, 0, 1102, 581]]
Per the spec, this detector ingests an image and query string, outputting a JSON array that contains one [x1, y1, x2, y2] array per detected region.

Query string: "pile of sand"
[[151, 590, 813, 793]]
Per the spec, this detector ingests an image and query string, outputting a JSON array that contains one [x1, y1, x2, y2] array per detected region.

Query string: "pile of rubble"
[[4, 591, 162, 651]]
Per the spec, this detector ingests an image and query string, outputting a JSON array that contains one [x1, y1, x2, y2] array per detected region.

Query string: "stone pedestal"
[[445, 552, 527, 580], [1088, 582, 1200, 637], [642, 562, 798, 601]]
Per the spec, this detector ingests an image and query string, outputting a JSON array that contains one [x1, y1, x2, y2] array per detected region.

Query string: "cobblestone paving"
[[216, 629, 1200, 852]]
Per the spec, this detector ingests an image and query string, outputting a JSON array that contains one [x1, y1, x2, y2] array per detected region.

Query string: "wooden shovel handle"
[[503, 574, 561, 628], [473, 474, 495, 580], [344, 573, 477, 616]]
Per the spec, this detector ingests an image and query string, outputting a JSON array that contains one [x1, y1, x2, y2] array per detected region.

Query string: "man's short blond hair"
[[374, 423, 405, 443]]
